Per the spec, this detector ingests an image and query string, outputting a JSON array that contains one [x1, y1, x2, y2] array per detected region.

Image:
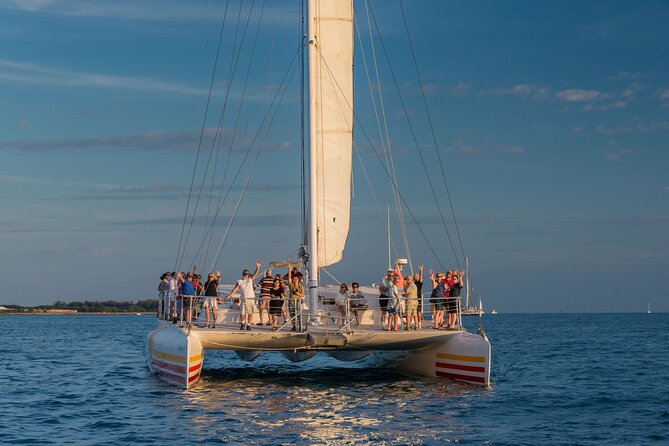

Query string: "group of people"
[[157, 259, 465, 332], [375, 261, 464, 331], [226, 262, 305, 332], [158, 261, 307, 332], [157, 270, 222, 328]]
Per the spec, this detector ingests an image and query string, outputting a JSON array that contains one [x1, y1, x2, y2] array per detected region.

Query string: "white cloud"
[[609, 71, 651, 80], [606, 149, 632, 161], [657, 88, 669, 99], [0, 128, 295, 156], [0, 1, 296, 24], [595, 124, 632, 135], [479, 83, 550, 101], [446, 140, 526, 157], [0, 58, 209, 96], [555, 89, 604, 102], [449, 82, 471, 97]]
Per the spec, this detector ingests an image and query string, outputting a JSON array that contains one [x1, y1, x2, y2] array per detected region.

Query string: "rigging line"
[[207, 50, 299, 271], [353, 10, 402, 268], [300, 0, 307, 246], [174, 0, 231, 272], [368, 3, 461, 269], [353, 139, 401, 261], [202, 0, 250, 267], [185, 44, 302, 269], [208, 140, 260, 271], [312, 46, 446, 272], [360, 1, 413, 274], [398, 0, 467, 268], [178, 0, 257, 271], [319, 267, 341, 285], [203, 0, 266, 269]]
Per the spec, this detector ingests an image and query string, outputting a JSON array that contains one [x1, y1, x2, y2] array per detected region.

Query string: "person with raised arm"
[[256, 268, 274, 326], [404, 274, 419, 330], [413, 264, 424, 328], [287, 264, 305, 331], [429, 269, 448, 329], [226, 261, 262, 331]]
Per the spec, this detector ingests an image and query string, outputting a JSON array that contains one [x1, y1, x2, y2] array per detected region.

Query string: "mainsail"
[[308, 0, 354, 267]]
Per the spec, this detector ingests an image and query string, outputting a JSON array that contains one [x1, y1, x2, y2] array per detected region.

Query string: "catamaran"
[[148, 1, 491, 389]]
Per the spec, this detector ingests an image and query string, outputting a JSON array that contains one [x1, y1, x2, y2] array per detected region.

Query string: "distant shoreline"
[[0, 312, 155, 316]]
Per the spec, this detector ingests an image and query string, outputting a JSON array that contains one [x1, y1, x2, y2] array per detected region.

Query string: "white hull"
[[147, 318, 491, 388]]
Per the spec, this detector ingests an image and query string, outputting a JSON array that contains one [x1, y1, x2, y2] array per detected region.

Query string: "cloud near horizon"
[[478, 83, 550, 101], [0, 128, 294, 154]]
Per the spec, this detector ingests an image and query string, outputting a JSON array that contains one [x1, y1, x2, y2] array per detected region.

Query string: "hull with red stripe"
[[398, 331, 491, 386], [147, 324, 203, 389]]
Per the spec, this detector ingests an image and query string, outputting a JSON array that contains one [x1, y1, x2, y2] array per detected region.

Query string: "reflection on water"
[[177, 355, 488, 445]]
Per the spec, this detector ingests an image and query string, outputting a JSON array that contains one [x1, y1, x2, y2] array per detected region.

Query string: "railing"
[[157, 288, 463, 331], [157, 291, 202, 328]]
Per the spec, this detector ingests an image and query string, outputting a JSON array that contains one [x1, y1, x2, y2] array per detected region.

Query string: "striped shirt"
[[258, 275, 274, 298]]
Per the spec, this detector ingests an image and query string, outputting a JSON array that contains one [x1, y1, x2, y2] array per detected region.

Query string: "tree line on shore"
[[1, 299, 158, 313]]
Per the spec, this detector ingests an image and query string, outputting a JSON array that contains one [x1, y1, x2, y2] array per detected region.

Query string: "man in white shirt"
[[227, 261, 262, 331]]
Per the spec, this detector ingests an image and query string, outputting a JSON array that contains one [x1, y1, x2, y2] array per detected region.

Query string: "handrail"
[[156, 289, 464, 331]]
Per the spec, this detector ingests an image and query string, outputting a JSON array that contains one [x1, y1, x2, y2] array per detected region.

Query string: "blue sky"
[[1, 0, 667, 312]]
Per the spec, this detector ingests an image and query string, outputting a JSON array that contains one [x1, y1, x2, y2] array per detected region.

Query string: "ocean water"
[[1, 313, 667, 445]]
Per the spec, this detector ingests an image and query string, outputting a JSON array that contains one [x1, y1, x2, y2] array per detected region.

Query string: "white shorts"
[[243, 298, 257, 314], [203, 297, 217, 309]]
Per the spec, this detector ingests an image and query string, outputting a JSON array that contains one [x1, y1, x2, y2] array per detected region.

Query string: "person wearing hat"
[[226, 261, 262, 331], [158, 273, 170, 319], [378, 269, 394, 328], [178, 272, 197, 325]]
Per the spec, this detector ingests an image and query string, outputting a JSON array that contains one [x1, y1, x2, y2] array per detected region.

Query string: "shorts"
[[446, 298, 457, 313], [259, 296, 271, 307], [387, 307, 398, 315], [431, 298, 445, 308], [243, 298, 257, 314], [379, 295, 388, 311], [406, 302, 418, 317], [203, 297, 217, 309]]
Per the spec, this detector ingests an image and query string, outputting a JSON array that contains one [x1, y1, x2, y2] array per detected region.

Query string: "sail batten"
[[308, 0, 354, 268]]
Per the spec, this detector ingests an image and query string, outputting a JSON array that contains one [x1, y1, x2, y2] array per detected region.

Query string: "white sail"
[[308, 0, 354, 267]]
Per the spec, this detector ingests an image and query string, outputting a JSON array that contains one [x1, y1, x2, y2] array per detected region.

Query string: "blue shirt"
[[181, 279, 196, 296]]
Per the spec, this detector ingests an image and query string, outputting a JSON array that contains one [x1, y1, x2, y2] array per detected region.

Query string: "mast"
[[307, 0, 319, 323], [306, 0, 354, 324]]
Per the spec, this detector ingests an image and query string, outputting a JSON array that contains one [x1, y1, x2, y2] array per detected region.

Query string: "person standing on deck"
[[287, 265, 305, 332], [386, 278, 401, 332], [202, 272, 221, 328], [226, 261, 262, 331], [404, 275, 419, 330], [256, 269, 273, 326], [414, 264, 424, 329], [158, 273, 170, 319], [168, 272, 178, 322], [429, 270, 448, 329], [179, 272, 196, 325], [378, 269, 393, 327], [447, 270, 464, 330]]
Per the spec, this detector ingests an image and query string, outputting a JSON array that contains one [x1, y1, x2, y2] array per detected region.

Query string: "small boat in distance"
[[461, 258, 484, 317], [647, 303, 651, 314], [491, 310, 498, 315]]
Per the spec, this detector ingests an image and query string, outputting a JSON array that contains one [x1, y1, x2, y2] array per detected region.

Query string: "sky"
[[0, 0, 667, 312]]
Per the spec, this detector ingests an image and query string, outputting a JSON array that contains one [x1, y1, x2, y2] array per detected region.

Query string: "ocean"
[[1, 313, 667, 445]]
